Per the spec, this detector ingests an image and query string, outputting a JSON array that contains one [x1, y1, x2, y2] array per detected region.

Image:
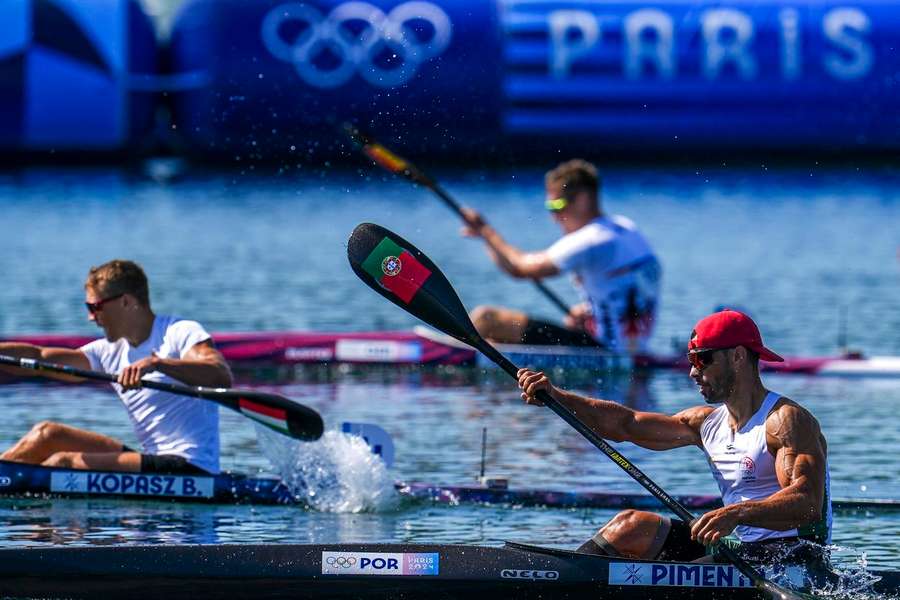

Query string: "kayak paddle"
[[344, 124, 571, 316], [0, 354, 324, 441], [346, 222, 811, 600]]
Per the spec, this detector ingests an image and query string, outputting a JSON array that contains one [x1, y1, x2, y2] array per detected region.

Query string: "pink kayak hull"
[[4, 331, 898, 376]]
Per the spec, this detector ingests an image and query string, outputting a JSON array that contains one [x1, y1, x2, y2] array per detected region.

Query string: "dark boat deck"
[[3, 542, 896, 599]]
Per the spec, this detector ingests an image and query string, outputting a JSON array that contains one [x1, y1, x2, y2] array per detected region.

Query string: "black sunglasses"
[[687, 347, 733, 371], [85, 293, 124, 314]]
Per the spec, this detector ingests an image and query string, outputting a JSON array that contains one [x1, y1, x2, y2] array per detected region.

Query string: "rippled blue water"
[[0, 164, 899, 577]]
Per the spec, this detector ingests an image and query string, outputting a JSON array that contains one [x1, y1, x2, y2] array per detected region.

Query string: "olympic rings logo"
[[261, 2, 453, 89], [326, 556, 358, 568]]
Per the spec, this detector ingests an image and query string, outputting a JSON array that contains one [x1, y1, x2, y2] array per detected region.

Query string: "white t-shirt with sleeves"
[[546, 215, 660, 350], [80, 315, 220, 474]]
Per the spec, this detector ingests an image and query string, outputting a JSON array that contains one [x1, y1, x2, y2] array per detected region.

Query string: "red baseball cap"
[[688, 310, 784, 362]]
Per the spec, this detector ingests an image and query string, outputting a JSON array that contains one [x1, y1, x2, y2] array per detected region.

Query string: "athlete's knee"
[[27, 421, 65, 445], [583, 511, 644, 557], [470, 306, 502, 331], [599, 510, 664, 558], [42, 451, 77, 468], [603, 509, 656, 534], [470, 305, 496, 326], [600, 508, 659, 544]]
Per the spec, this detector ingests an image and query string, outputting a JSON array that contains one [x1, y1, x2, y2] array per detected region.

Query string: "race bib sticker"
[[50, 471, 214, 498], [334, 340, 422, 362], [609, 563, 754, 588], [609, 562, 803, 589], [321, 552, 439, 576]]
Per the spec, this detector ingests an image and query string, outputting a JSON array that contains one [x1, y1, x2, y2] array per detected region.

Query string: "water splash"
[[810, 544, 894, 600], [255, 425, 398, 513], [738, 540, 893, 599]]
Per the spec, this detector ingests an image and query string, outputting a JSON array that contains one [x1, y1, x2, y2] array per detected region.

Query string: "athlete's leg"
[[42, 451, 142, 472], [469, 306, 529, 343], [1, 421, 127, 465], [577, 510, 673, 559]]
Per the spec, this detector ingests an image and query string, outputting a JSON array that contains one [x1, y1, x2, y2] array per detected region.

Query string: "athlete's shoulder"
[[561, 217, 618, 244], [157, 315, 211, 347], [765, 396, 823, 444], [675, 404, 717, 432], [609, 214, 639, 230], [157, 314, 204, 331], [767, 395, 812, 419]]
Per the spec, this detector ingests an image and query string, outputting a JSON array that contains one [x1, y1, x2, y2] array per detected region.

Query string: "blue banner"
[[499, 0, 898, 148], [166, 0, 900, 156], [169, 0, 501, 158], [0, 0, 157, 152]]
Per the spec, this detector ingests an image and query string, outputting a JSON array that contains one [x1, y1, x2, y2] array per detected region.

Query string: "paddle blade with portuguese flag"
[[348, 223, 479, 348]]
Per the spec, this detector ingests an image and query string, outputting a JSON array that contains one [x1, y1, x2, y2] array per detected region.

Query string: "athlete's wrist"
[[149, 355, 168, 373], [728, 501, 750, 525]]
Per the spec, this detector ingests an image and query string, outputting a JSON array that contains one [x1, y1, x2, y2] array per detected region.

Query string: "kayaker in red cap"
[[517, 309, 832, 568]]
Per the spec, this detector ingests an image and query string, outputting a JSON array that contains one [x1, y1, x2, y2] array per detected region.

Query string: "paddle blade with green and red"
[[347, 223, 484, 352], [200, 388, 324, 442]]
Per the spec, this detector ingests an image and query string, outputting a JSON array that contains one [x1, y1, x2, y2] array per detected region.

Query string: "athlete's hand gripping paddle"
[[346, 222, 811, 600]]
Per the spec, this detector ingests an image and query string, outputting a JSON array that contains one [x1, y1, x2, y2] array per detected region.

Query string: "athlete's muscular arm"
[[691, 399, 827, 545], [0, 342, 90, 382], [517, 369, 712, 450], [117, 340, 233, 390], [460, 208, 560, 279]]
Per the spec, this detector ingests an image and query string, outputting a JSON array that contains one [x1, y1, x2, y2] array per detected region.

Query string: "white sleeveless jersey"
[[546, 215, 660, 351], [700, 391, 832, 543], [80, 315, 220, 474]]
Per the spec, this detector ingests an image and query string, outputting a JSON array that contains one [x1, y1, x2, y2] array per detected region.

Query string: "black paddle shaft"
[[0, 354, 323, 441], [477, 341, 696, 522]]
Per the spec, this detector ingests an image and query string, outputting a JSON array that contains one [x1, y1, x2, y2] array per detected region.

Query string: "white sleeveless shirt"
[[80, 315, 220, 474], [700, 391, 832, 543]]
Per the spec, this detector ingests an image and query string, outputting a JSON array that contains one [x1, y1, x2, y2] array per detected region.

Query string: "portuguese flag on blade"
[[239, 398, 289, 434], [361, 236, 432, 304]]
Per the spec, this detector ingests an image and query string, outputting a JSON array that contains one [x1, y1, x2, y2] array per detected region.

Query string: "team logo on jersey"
[[382, 256, 402, 276], [739, 456, 756, 480]]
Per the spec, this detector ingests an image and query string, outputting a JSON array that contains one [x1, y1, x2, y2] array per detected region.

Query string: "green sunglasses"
[[545, 197, 569, 211]]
